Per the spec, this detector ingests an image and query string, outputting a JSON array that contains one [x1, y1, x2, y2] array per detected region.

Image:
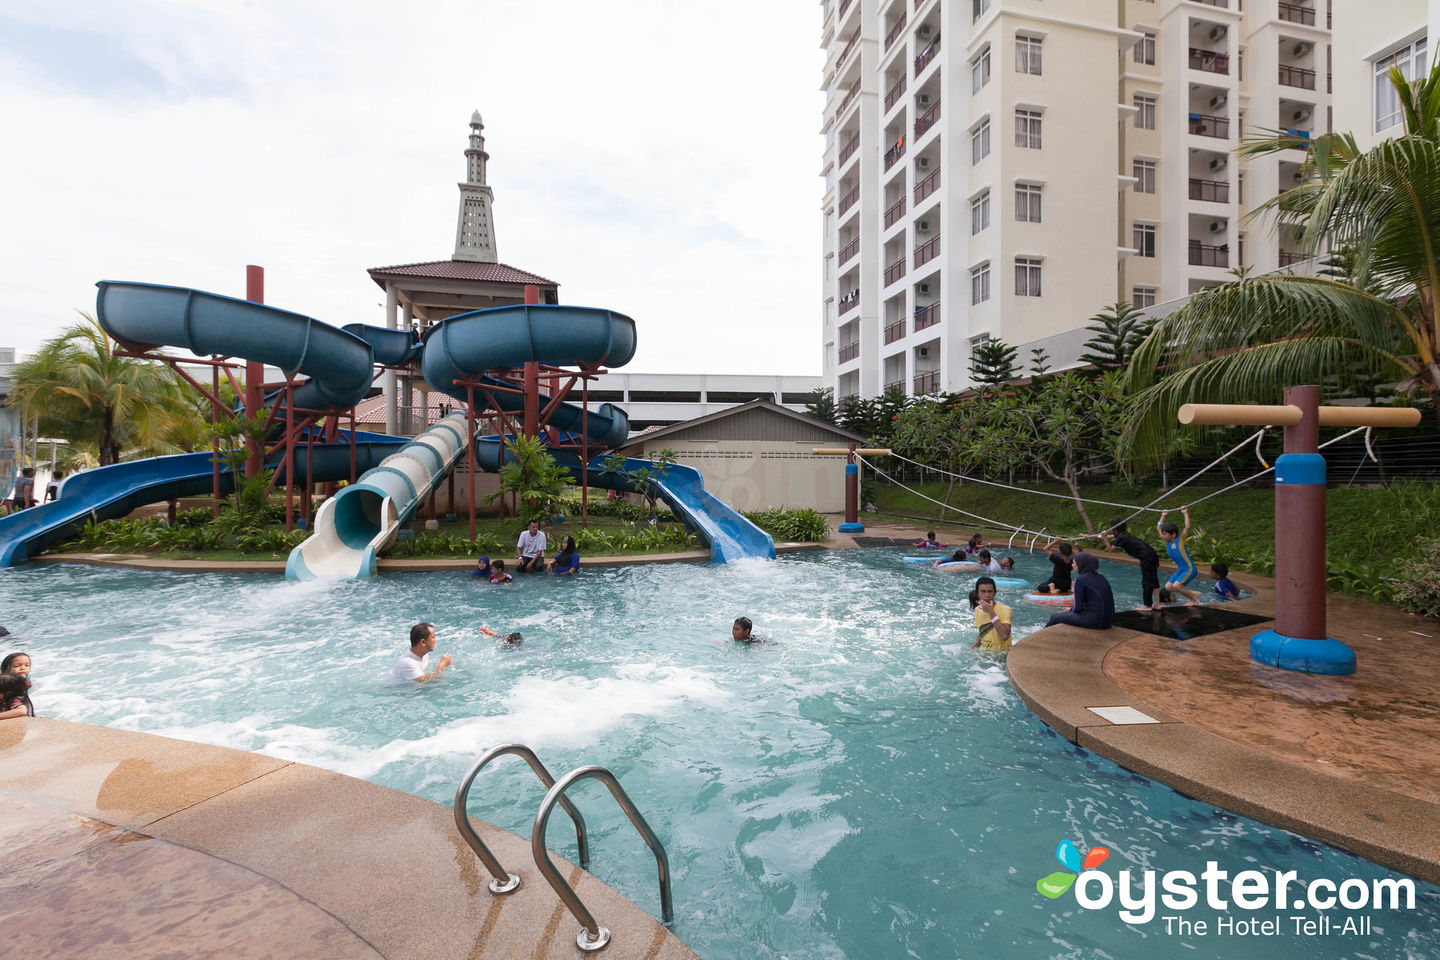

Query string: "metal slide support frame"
[[532, 765, 674, 953], [453, 744, 591, 895]]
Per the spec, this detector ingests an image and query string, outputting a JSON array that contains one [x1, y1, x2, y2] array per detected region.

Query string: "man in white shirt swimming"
[[390, 623, 453, 682]]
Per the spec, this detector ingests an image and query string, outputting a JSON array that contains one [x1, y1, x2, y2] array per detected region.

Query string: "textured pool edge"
[[0, 718, 698, 960], [1007, 620, 1440, 887]]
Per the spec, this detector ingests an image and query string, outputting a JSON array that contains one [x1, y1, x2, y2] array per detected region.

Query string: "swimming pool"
[[5, 550, 1436, 959]]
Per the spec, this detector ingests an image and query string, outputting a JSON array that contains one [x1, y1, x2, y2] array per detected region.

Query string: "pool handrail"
[[531, 764, 673, 953], [453, 743, 590, 895]]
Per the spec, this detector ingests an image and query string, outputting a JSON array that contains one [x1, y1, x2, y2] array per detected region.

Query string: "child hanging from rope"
[[1100, 517, 1163, 611], [1157, 507, 1202, 606]]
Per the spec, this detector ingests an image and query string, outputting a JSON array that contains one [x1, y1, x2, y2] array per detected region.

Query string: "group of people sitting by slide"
[[470, 520, 581, 583]]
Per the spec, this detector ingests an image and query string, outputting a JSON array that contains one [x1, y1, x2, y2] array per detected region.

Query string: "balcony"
[[914, 234, 941, 268], [884, 138, 907, 171], [884, 74, 907, 112], [1188, 48, 1229, 74], [884, 318, 907, 344], [838, 183, 860, 215], [914, 301, 940, 331], [836, 80, 861, 118], [914, 166, 940, 203], [885, 378, 906, 394], [838, 0, 854, 20], [1188, 240, 1229, 267], [914, 97, 941, 138], [884, 196, 907, 229], [1279, 250, 1308, 267], [838, 132, 860, 166], [1191, 0, 1227, 6], [1277, 1, 1315, 24], [1278, 64, 1317, 90], [838, 340, 860, 363], [915, 35, 941, 76], [884, 13, 907, 51], [1188, 113, 1230, 138], [914, 370, 941, 394], [838, 31, 860, 68], [1189, 177, 1230, 203], [838, 236, 860, 264], [839, 289, 861, 315], [884, 256, 907, 286]]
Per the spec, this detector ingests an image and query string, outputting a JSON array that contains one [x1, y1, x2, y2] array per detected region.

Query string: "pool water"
[[4, 550, 1436, 960]]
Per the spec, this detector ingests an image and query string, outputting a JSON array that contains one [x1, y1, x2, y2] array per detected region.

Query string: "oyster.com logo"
[[1036, 838, 1110, 899]]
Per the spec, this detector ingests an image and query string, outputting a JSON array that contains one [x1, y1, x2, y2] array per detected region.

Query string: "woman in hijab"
[[1044, 552, 1115, 630]]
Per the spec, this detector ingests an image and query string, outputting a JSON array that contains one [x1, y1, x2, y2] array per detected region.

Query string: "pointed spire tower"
[[453, 110, 497, 262]]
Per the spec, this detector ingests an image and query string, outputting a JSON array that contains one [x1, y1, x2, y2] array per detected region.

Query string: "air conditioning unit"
[[1209, 94, 1227, 109], [1208, 26, 1225, 42], [918, 346, 931, 358], [918, 93, 932, 105], [917, 156, 931, 169], [1209, 220, 1226, 233], [918, 283, 932, 295], [1209, 156, 1228, 170], [918, 24, 933, 38], [1293, 41, 1312, 57], [916, 219, 931, 232], [1293, 109, 1311, 123]]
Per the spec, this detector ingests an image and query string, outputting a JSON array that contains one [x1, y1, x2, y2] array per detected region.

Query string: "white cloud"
[[0, 0, 824, 375]]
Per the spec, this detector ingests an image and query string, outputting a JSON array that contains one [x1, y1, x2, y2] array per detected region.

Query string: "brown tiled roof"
[[366, 259, 558, 287], [352, 391, 469, 423]]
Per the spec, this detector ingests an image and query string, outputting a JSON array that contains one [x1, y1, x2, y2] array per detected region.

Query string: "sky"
[[0, 1, 825, 375]]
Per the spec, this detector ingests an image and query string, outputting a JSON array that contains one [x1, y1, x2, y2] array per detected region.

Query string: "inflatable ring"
[[967, 575, 1029, 588], [902, 555, 949, 563], [934, 561, 982, 572], [1024, 591, 1074, 605]]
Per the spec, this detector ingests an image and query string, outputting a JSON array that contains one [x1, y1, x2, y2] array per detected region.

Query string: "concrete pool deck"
[[823, 516, 1440, 885], [0, 719, 697, 960]]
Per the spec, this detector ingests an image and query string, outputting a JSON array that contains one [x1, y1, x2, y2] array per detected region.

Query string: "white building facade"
[[820, 0, 1334, 400], [1330, 0, 1432, 150]]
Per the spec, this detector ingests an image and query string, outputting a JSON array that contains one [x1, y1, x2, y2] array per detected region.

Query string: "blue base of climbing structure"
[[838, 522, 865, 533], [1250, 629, 1356, 675]]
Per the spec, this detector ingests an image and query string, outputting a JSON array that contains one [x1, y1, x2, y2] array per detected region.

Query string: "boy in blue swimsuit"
[[1157, 507, 1201, 605], [1210, 562, 1240, 600]]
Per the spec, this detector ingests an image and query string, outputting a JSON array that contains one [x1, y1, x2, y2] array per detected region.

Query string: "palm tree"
[[8, 315, 192, 465], [1120, 62, 1440, 462]]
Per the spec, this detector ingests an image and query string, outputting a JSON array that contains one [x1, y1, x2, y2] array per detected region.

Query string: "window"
[[971, 47, 991, 94], [1015, 257, 1042, 297], [1134, 31, 1155, 65], [1015, 183, 1042, 223], [971, 190, 991, 234], [1132, 287, 1157, 309], [1015, 109, 1042, 149], [973, 0, 990, 22], [1132, 223, 1157, 258], [1133, 158, 1156, 194], [1133, 95, 1157, 130], [1016, 35, 1043, 75], [1375, 38, 1428, 132], [971, 117, 991, 164], [971, 262, 991, 304]]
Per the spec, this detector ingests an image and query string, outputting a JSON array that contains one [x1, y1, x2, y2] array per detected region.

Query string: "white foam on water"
[[282, 663, 728, 778]]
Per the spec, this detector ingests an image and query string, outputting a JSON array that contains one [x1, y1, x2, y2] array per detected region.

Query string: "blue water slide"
[[343, 324, 420, 367], [420, 305, 636, 448], [96, 281, 375, 411], [286, 414, 474, 580], [0, 440, 408, 566], [472, 440, 776, 563]]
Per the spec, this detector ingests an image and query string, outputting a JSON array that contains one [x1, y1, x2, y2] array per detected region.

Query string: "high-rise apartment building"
[[1329, 0, 1430, 151], [820, 0, 1333, 400]]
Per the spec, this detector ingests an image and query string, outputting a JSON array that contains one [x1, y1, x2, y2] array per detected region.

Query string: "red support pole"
[[244, 266, 265, 481], [523, 284, 540, 438], [581, 376, 589, 525], [1275, 385, 1325, 641], [284, 383, 295, 533], [349, 411, 357, 484], [467, 383, 477, 541], [838, 442, 865, 533], [211, 361, 222, 518]]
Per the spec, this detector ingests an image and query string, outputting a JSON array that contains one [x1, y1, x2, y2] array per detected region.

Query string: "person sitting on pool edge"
[[470, 555, 493, 580], [1211, 562, 1240, 601], [969, 576, 1012, 652], [489, 559, 513, 584], [1156, 507, 1202, 606], [1036, 538, 1073, 595], [731, 617, 767, 644], [390, 623, 453, 683], [548, 536, 580, 576], [516, 520, 547, 573], [1044, 553, 1115, 630], [913, 530, 944, 549]]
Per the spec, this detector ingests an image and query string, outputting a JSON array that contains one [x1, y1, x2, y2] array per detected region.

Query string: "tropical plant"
[[485, 434, 575, 521], [1028, 346, 1052, 379], [1392, 535, 1440, 617], [8, 315, 193, 465], [1078, 302, 1154, 372], [837, 387, 908, 444], [890, 396, 988, 517], [599, 449, 676, 517], [969, 339, 1018, 387], [742, 507, 830, 542], [1120, 62, 1440, 461]]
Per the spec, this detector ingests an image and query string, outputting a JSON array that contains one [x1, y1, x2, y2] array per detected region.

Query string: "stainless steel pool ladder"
[[453, 743, 590, 894], [532, 764, 674, 953], [453, 745, 674, 953]]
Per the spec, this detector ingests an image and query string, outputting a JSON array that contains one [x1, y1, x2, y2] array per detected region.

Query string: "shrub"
[[1392, 536, 1440, 618], [742, 508, 830, 542]]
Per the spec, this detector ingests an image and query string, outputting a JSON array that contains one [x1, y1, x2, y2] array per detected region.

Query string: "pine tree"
[[803, 386, 838, 424], [1078, 302, 1154, 372], [969, 339, 1018, 387], [1029, 347, 1052, 378]]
